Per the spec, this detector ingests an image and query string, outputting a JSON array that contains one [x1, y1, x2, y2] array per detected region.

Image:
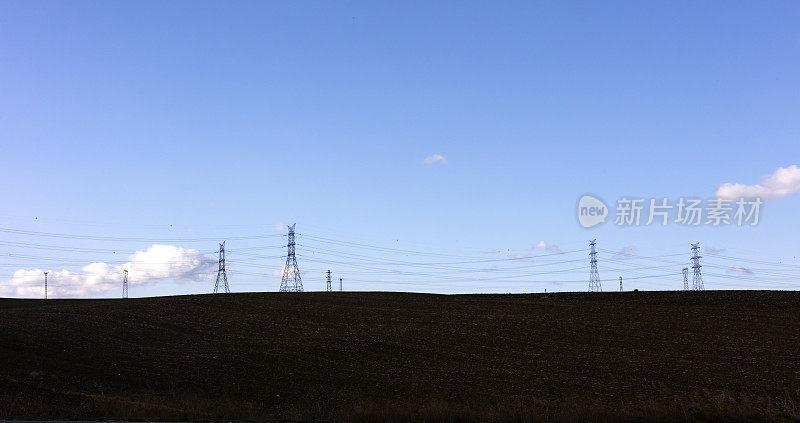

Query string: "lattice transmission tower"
[[122, 269, 129, 299], [691, 243, 704, 290], [326, 270, 332, 292], [339, 278, 342, 292], [619, 276, 623, 292], [589, 239, 602, 292], [682, 267, 689, 290], [280, 224, 303, 292], [43, 271, 49, 299], [214, 241, 229, 293]]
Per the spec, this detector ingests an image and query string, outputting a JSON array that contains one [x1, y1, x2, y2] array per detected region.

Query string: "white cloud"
[[423, 154, 447, 164], [715, 164, 800, 200], [533, 241, 562, 254], [274, 222, 286, 232], [508, 253, 533, 260], [273, 264, 300, 279], [614, 246, 638, 258], [124, 245, 216, 284], [705, 247, 726, 256], [727, 266, 754, 275], [0, 245, 216, 298]]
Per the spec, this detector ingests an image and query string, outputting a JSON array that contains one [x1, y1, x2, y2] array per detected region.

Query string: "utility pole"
[[339, 278, 342, 292], [280, 224, 303, 292], [682, 267, 689, 290], [326, 270, 332, 292], [589, 239, 602, 292], [122, 269, 129, 299], [691, 243, 704, 290], [619, 276, 623, 292], [43, 271, 48, 299], [214, 241, 229, 293]]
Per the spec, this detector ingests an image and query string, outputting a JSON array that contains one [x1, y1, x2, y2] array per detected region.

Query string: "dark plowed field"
[[1, 291, 799, 422]]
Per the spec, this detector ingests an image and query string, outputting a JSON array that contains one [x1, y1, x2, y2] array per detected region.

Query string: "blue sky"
[[1, 1, 799, 297]]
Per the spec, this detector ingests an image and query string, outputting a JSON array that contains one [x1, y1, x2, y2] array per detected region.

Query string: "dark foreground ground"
[[1, 291, 799, 422]]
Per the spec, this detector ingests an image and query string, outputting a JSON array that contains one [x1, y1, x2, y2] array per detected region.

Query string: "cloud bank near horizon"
[[0, 245, 217, 298]]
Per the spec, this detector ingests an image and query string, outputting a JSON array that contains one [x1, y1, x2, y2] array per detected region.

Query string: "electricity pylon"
[[682, 267, 689, 290], [280, 224, 303, 292], [691, 243, 704, 290], [326, 270, 332, 292], [44, 271, 49, 299], [122, 269, 129, 299], [339, 278, 342, 291], [214, 241, 229, 293], [589, 239, 602, 292]]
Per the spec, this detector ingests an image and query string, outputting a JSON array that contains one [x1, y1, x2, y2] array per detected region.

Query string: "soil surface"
[[1, 291, 798, 421]]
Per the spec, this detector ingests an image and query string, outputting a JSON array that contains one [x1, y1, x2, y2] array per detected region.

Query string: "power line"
[[3, 222, 800, 295], [0, 227, 282, 242], [301, 234, 586, 261], [300, 242, 588, 267]]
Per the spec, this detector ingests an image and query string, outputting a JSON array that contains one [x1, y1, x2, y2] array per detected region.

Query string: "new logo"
[[578, 195, 608, 228]]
